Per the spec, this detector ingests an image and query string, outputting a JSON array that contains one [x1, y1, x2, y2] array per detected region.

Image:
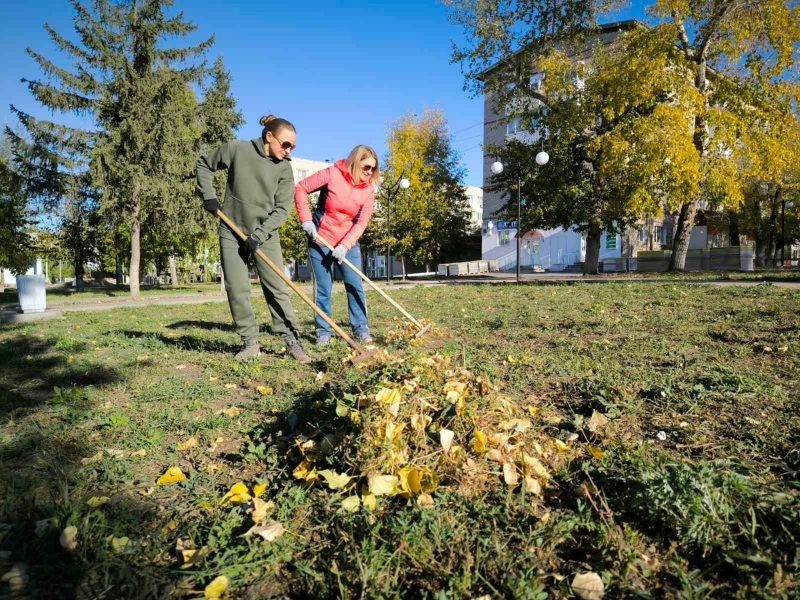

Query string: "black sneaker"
[[286, 341, 312, 364], [235, 339, 261, 362]]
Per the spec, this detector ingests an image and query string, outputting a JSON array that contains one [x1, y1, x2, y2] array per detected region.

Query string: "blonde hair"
[[346, 145, 380, 185]]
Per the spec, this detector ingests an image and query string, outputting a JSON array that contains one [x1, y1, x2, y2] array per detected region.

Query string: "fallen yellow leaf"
[[341, 496, 361, 512], [523, 476, 542, 496], [368, 475, 400, 496], [245, 520, 285, 541], [197, 501, 214, 512], [86, 496, 110, 508], [439, 429, 455, 453], [502, 463, 519, 486], [292, 458, 317, 481], [486, 449, 504, 463], [587, 445, 604, 460], [216, 407, 241, 417], [80, 451, 104, 466], [554, 439, 569, 452], [60, 526, 78, 551], [130, 449, 147, 458], [521, 453, 550, 479], [376, 387, 401, 405], [256, 385, 272, 396], [527, 406, 541, 416], [160, 520, 178, 535], [362, 493, 377, 510], [473, 429, 487, 454], [417, 493, 435, 508], [181, 545, 211, 568], [177, 437, 198, 451], [253, 483, 267, 498], [572, 571, 605, 600], [249, 498, 274, 524], [156, 466, 186, 485], [317, 470, 353, 490], [204, 575, 229, 599], [111, 536, 134, 554], [219, 482, 251, 506]]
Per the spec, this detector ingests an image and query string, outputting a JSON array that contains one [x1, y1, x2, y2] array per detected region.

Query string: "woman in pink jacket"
[[295, 145, 379, 345]]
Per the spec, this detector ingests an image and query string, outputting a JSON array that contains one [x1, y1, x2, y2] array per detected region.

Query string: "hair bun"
[[259, 114, 276, 126]]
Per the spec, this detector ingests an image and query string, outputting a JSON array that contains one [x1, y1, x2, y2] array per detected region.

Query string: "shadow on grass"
[[0, 333, 123, 420], [117, 330, 288, 359], [0, 333, 186, 598], [166, 320, 233, 332]]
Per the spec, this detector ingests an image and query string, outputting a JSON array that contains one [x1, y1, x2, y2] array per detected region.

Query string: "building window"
[[605, 234, 617, 250], [507, 116, 522, 136], [499, 230, 510, 246], [638, 228, 647, 243], [654, 226, 664, 244], [297, 169, 307, 181]]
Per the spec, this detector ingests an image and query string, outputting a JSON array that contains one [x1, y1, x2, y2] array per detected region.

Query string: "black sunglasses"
[[272, 134, 295, 151]]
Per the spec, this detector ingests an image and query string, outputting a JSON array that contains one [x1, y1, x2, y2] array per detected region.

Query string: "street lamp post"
[[781, 200, 795, 267], [491, 150, 549, 283], [379, 175, 411, 283]]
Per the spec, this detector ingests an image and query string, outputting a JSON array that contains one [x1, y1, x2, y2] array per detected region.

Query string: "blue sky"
[[1, 0, 647, 187]]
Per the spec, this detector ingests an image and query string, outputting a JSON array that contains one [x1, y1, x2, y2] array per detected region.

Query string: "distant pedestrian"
[[196, 114, 311, 363]]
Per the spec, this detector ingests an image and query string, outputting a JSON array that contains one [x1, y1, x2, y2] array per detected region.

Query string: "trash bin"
[[17, 274, 47, 313]]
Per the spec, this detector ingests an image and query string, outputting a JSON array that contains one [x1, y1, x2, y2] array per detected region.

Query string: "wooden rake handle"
[[314, 234, 425, 331], [216, 210, 365, 354]]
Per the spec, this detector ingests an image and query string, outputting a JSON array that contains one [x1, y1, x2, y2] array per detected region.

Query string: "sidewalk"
[[2, 273, 798, 322]]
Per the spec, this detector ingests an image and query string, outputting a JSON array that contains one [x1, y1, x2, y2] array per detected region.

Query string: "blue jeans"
[[308, 241, 369, 338]]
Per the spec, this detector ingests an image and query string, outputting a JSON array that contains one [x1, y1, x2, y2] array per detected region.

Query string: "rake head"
[[349, 347, 381, 365], [414, 323, 433, 338]]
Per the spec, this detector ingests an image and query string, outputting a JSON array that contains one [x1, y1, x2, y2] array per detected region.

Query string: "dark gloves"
[[203, 198, 222, 215], [246, 234, 262, 252]]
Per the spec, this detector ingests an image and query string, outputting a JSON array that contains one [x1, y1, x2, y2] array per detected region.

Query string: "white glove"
[[332, 245, 347, 263], [301, 221, 317, 239]]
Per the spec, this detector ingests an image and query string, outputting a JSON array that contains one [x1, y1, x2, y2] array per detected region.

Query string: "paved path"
[[2, 274, 798, 321]]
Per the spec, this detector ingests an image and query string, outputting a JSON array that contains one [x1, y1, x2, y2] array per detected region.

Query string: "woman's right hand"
[[301, 221, 317, 239]]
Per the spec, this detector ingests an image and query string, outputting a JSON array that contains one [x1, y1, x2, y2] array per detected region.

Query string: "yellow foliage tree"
[[381, 108, 471, 274]]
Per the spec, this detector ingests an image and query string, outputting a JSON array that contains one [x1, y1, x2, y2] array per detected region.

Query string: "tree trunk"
[[169, 255, 178, 288], [75, 258, 84, 290], [671, 57, 709, 272], [754, 233, 765, 267], [583, 220, 602, 275], [0, 265, 5, 293], [220, 264, 225, 292], [728, 209, 740, 247], [115, 230, 122, 286], [129, 188, 141, 297], [766, 187, 781, 267], [401, 257, 407, 280], [669, 200, 699, 271]]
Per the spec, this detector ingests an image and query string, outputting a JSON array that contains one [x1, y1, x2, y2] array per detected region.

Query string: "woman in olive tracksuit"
[[196, 115, 311, 363]]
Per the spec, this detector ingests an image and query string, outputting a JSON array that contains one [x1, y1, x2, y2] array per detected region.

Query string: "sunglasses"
[[362, 164, 376, 172], [271, 134, 295, 151]]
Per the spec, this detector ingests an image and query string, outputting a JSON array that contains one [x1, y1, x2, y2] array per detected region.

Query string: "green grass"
[[1, 282, 798, 598], [592, 267, 800, 281]]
